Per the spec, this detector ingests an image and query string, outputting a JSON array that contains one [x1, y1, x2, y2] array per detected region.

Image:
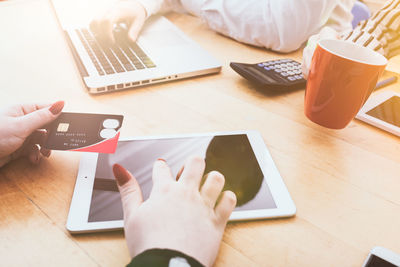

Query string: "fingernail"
[[49, 101, 65, 115], [157, 158, 166, 162], [113, 164, 130, 186], [43, 149, 51, 158]]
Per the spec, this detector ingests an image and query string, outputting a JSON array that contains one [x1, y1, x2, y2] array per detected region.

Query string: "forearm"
[[343, 0, 400, 59]]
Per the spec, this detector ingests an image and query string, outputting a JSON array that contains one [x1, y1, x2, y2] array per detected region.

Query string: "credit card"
[[44, 112, 124, 154]]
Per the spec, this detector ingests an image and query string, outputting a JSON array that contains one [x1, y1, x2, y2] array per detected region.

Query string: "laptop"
[[51, 0, 221, 94]]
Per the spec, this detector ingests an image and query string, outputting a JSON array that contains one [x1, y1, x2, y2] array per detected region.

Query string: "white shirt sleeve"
[[181, 0, 355, 52], [135, 0, 355, 52]]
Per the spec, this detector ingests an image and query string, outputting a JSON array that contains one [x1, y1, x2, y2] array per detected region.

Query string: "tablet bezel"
[[356, 91, 400, 137], [66, 130, 296, 233]]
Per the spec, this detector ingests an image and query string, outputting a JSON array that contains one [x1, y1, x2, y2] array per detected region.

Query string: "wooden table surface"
[[1, 0, 399, 266]]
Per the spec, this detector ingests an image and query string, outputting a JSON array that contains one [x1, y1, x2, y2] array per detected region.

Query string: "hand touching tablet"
[[90, 0, 147, 43], [113, 156, 237, 267]]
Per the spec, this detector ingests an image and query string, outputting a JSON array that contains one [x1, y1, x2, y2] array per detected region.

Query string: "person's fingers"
[[99, 14, 118, 43], [200, 171, 225, 207], [113, 164, 143, 216], [215, 191, 237, 224], [28, 129, 48, 145], [178, 156, 205, 188], [302, 26, 339, 79], [175, 165, 184, 181], [302, 35, 318, 79], [152, 159, 174, 187], [89, 17, 101, 35], [28, 144, 41, 164], [17, 101, 64, 138], [23, 130, 51, 158], [20, 103, 52, 115], [40, 147, 51, 158], [127, 15, 146, 42]]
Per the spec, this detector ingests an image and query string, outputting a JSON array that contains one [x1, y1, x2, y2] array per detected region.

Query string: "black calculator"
[[230, 59, 306, 90]]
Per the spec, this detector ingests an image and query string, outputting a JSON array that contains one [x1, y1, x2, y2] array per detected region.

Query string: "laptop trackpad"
[[139, 29, 189, 48]]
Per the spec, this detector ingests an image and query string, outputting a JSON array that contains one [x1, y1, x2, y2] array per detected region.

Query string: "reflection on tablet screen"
[[366, 96, 400, 128], [88, 134, 277, 222]]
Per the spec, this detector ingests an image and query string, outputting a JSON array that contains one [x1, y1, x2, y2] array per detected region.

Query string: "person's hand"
[[0, 101, 64, 168], [113, 157, 237, 267], [302, 26, 340, 79], [90, 0, 147, 43]]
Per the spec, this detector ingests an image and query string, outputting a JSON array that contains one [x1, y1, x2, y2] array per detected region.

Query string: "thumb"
[[17, 101, 64, 136], [113, 164, 143, 217], [128, 16, 145, 42]]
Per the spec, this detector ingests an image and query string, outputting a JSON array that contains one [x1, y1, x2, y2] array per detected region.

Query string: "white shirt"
[[136, 0, 355, 52]]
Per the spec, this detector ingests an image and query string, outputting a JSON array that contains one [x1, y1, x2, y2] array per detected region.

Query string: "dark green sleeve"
[[127, 249, 205, 267]]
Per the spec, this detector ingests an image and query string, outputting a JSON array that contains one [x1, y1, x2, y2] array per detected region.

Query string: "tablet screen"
[[365, 255, 397, 267], [366, 96, 400, 128], [88, 134, 277, 222]]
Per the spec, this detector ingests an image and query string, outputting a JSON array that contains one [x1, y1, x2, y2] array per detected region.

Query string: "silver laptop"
[[51, 0, 221, 94]]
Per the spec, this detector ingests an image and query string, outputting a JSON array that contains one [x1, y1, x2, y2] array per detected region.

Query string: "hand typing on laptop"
[[0, 101, 64, 168], [90, 0, 147, 44], [53, 0, 221, 94], [90, 0, 354, 53]]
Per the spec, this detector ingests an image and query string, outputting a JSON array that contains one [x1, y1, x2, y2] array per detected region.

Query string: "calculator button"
[[281, 68, 288, 72], [288, 71, 295, 75], [269, 65, 276, 69], [295, 70, 302, 74], [264, 66, 271, 71], [258, 63, 264, 67], [281, 72, 289, 76], [263, 62, 270, 66], [288, 76, 296, 81], [275, 69, 282, 73]]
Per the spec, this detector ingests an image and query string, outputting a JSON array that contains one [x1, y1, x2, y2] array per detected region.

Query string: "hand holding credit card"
[[44, 112, 124, 154]]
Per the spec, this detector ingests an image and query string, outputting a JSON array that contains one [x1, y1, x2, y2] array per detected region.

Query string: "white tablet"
[[66, 130, 296, 233], [356, 91, 400, 137], [362, 247, 400, 267]]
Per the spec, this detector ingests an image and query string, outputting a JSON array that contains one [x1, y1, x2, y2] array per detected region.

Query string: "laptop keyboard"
[[76, 28, 156, 76]]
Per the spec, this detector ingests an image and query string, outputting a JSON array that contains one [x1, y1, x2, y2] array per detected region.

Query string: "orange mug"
[[305, 39, 387, 129]]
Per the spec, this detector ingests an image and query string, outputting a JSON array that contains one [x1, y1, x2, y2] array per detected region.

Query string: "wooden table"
[[1, 0, 399, 266]]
